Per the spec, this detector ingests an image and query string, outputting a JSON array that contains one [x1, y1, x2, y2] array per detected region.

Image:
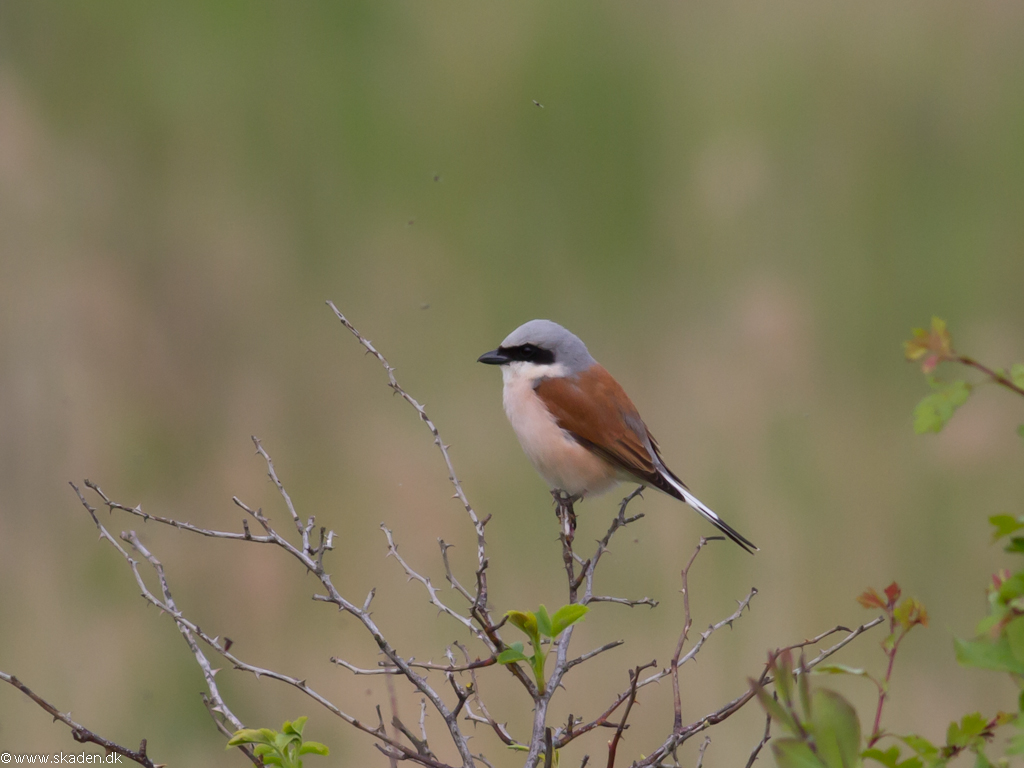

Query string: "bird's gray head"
[[477, 319, 596, 374]]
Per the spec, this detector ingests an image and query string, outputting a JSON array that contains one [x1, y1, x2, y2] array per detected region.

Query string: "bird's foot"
[[551, 489, 579, 543], [551, 489, 583, 506]]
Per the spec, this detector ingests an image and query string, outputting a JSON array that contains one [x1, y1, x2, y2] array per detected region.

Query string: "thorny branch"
[[673, 537, 717, 734], [44, 305, 886, 768], [695, 735, 712, 768], [606, 661, 658, 768], [327, 300, 490, 614], [72, 480, 463, 768], [554, 585, 758, 751], [630, 616, 885, 768], [68, 482, 260, 767], [327, 302, 542, 693], [520, 487, 652, 768], [0, 670, 162, 768], [744, 712, 773, 768]]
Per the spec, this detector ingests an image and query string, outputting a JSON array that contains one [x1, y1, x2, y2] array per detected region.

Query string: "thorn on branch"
[[1, 670, 160, 767]]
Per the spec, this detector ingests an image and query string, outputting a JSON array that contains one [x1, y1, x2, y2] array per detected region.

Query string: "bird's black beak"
[[477, 348, 510, 365]]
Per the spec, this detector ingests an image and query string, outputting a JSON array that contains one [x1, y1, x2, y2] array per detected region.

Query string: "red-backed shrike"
[[478, 320, 757, 553]]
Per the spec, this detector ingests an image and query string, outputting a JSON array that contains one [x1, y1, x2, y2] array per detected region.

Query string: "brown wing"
[[534, 366, 662, 483], [538, 367, 756, 553]]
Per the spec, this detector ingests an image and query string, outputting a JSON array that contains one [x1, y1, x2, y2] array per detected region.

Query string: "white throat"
[[500, 360, 570, 387]]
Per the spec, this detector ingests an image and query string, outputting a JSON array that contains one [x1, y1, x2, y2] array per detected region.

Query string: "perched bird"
[[478, 320, 757, 553]]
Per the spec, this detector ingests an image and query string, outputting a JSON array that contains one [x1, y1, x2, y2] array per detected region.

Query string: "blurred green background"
[[2, 2, 1023, 765]]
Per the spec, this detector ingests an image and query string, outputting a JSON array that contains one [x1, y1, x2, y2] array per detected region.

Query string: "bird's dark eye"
[[520, 344, 536, 359]]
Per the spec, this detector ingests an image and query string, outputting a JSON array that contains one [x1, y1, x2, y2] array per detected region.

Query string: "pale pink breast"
[[502, 374, 619, 496]]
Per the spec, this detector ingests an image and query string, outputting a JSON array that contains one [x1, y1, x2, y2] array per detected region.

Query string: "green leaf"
[[535, 605, 554, 638], [946, 713, 988, 748], [272, 731, 296, 751], [862, 746, 922, 768], [298, 741, 330, 756], [990, 515, 1024, 541], [1008, 728, 1024, 755], [550, 604, 589, 637], [862, 748, 898, 768], [998, 573, 1024, 602], [497, 647, 530, 665], [899, 735, 939, 761], [798, 661, 812, 722], [506, 610, 538, 637], [227, 729, 270, 747], [1011, 363, 1024, 390], [1006, 537, 1024, 553], [893, 598, 927, 631], [913, 380, 971, 434], [283, 716, 307, 737], [1017, 424, 1024, 442], [955, 637, 1024, 674], [753, 682, 800, 735], [810, 689, 861, 768], [773, 738, 828, 768], [1007, 616, 1024, 666], [814, 664, 869, 677], [774, 650, 795, 707]]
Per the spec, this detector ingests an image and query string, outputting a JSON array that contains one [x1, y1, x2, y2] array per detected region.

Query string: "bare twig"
[[385, 663, 403, 768], [0, 670, 162, 768], [456, 643, 522, 749], [326, 305, 538, 706], [440, 539, 476, 604], [695, 735, 711, 768], [566, 640, 624, 670], [579, 487, 647, 608], [331, 655, 498, 676], [588, 596, 659, 608], [554, 491, 580, 600], [673, 537, 715, 734], [69, 483, 255, 763], [521, 488, 648, 768], [251, 436, 305, 538], [631, 616, 885, 767], [957, 354, 1024, 398], [557, 587, 756, 751], [743, 712, 772, 768], [327, 301, 490, 613], [382, 525, 487, 643], [606, 661, 657, 768], [83, 480, 274, 543], [794, 616, 884, 673], [73, 481, 464, 768]]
